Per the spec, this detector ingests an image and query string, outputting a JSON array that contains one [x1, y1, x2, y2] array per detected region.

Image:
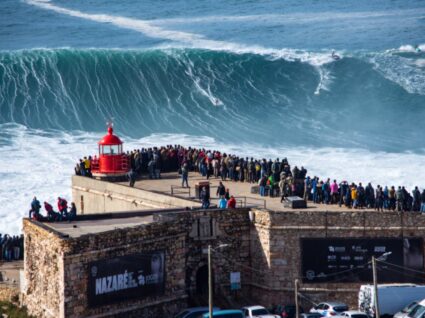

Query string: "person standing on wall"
[[421, 189, 425, 212], [68, 202, 77, 221], [128, 169, 137, 187], [30, 196, 41, 219], [227, 196, 236, 209], [57, 197, 68, 220], [201, 186, 210, 209], [181, 162, 189, 187], [216, 181, 225, 197], [218, 196, 227, 209]]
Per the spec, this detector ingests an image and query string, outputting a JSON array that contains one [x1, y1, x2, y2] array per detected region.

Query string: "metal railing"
[[212, 196, 266, 209], [170, 185, 191, 197], [168, 181, 267, 209]]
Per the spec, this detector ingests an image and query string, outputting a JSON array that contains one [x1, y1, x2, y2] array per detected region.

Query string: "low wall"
[[72, 176, 201, 214]]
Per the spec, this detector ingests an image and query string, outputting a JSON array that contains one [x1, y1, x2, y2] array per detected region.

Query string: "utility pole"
[[295, 279, 299, 318], [208, 244, 213, 318], [372, 256, 380, 318]]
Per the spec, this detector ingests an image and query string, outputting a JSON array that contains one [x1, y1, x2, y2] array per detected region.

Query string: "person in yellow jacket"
[[83, 156, 91, 176], [351, 185, 358, 209]]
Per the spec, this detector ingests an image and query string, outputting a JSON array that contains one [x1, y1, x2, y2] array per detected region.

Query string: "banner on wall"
[[87, 251, 165, 307], [301, 238, 423, 283]]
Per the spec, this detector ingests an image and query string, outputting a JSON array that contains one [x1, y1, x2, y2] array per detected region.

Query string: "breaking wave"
[[1, 47, 425, 152]]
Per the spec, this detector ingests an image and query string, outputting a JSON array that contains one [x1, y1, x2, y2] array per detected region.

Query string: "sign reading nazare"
[[88, 252, 165, 307]]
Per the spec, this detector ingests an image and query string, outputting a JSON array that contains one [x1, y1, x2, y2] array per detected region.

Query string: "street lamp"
[[372, 251, 392, 318], [208, 244, 230, 318], [377, 251, 392, 261]]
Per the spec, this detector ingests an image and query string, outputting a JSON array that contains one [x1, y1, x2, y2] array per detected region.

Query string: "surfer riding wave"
[[331, 50, 340, 60]]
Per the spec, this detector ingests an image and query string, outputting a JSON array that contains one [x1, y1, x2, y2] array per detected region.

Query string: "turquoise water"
[[1, 0, 425, 233]]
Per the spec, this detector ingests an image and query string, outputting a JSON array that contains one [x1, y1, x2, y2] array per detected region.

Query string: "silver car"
[[310, 302, 349, 317], [337, 311, 369, 318]]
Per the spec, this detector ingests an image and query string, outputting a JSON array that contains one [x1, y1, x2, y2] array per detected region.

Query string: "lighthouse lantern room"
[[91, 124, 129, 180]]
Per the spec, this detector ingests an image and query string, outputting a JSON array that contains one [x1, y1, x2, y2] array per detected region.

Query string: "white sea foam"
[[152, 9, 425, 26], [2, 125, 425, 234], [396, 44, 425, 52], [314, 66, 334, 95], [370, 52, 425, 95], [414, 59, 425, 67], [25, 0, 337, 68]]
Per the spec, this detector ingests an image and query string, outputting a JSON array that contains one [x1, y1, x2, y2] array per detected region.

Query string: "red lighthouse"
[[91, 124, 129, 180]]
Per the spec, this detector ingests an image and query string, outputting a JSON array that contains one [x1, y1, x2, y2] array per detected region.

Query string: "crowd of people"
[[0, 234, 24, 262], [29, 196, 77, 222], [75, 156, 93, 177], [76, 144, 425, 213], [303, 179, 425, 212], [198, 182, 237, 209]]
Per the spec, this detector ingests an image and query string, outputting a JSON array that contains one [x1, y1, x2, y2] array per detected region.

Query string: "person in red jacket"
[[227, 196, 236, 209], [44, 201, 60, 221], [57, 197, 68, 219]]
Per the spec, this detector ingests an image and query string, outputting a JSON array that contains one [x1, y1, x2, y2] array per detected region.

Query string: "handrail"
[[211, 196, 266, 209], [170, 185, 191, 197]]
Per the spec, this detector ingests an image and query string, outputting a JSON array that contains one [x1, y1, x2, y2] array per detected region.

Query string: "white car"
[[310, 302, 349, 317], [241, 305, 280, 318], [337, 311, 369, 318], [394, 301, 419, 318]]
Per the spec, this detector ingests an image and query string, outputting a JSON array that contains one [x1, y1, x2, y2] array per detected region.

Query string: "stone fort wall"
[[250, 209, 425, 309], [23, 209, 252, 318], [22, 207, 425, 317]]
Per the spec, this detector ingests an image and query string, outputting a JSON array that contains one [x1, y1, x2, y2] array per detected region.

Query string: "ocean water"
[[1, 0, 425, 233]]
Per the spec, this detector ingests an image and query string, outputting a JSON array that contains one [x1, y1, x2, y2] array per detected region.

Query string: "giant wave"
[[1, 48, 425, 152]]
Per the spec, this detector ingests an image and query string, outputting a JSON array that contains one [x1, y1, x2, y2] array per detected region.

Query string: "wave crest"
[[1, 48, 425, 152]]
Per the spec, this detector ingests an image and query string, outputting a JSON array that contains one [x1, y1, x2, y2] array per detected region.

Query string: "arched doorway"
[[195, 265, 209, 295]]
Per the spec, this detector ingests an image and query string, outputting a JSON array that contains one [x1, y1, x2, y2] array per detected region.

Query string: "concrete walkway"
[[43, 215, 154, 238], [124, 172, 376, 213]]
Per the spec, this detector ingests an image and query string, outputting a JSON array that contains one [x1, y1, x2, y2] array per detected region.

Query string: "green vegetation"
[[0, 301, 33, 318]]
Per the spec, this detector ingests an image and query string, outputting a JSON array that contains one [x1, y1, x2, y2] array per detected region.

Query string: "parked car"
[[406, 299, 425, 318], [394, 301, 419, 318], [337, 311, 369, 318], [310, 302, 349, 317], [241, 305, 280, 318], [301, 314, 323, 318], [175, 307, 221, 318], [203, 309, 245, 318], [272, 304, 304, 318]]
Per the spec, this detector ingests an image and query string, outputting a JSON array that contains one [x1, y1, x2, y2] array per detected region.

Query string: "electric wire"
[[377, 259, 425, 275], [211, 247, 372, 280]]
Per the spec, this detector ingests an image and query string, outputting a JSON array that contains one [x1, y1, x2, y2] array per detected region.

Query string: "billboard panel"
[[87, 251, 165, 307], [301, 238, 423, 283]]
